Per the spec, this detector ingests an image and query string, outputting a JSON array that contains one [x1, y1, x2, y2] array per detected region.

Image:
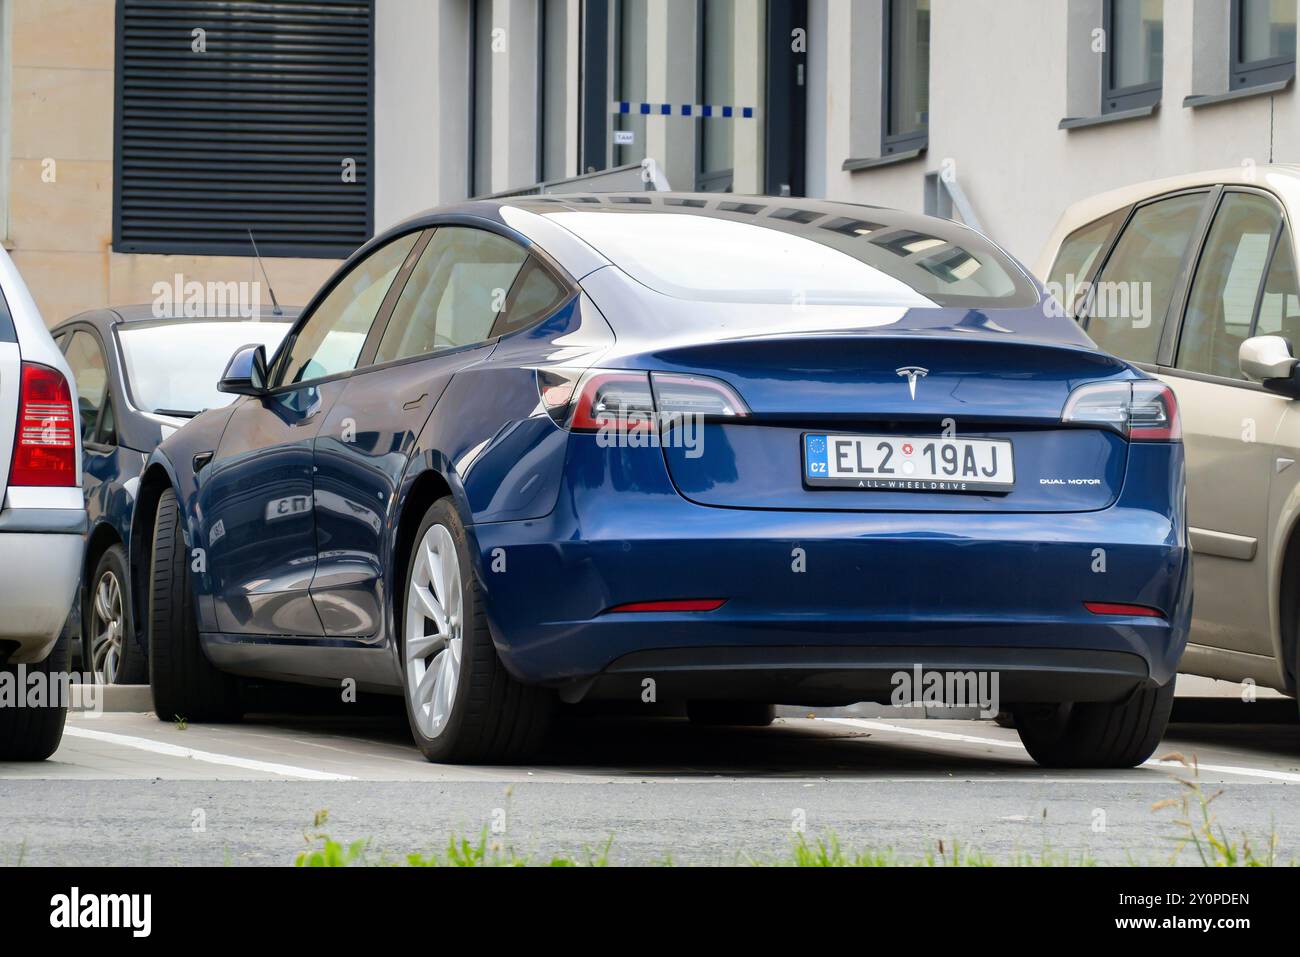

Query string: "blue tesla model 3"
[[134, 194, 1190, 767]]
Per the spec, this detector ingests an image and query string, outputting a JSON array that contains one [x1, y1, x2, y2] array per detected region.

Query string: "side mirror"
[[1240, 335, 1300, 395], [218, 344, 268, 397]]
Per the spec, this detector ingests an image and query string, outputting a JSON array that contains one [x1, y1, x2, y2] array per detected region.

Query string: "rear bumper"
[[471, 489, 1191, 706], [0, 507, 86, 664], [585, 646, 1150, 706]]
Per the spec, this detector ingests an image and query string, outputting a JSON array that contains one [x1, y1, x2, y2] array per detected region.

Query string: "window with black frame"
[[697, 0, 737, 191], [1103, 0, 1163, 113], [613, 0, 650, 169], [883, 0, 930, 156], [1231, 0, 1297, 89], [114, 0, 373, 258], [470, 0, 494, 197], [539, 0, 569, 182]]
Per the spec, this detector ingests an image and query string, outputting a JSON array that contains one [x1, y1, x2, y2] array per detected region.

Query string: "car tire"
[[686, 701, 776, 727], [148, 488, 242, 723], [84, 544, 147, 685], [400, 498, 552, 764], [1012, 680, 1174, 768], [0, 634, 68, 761]]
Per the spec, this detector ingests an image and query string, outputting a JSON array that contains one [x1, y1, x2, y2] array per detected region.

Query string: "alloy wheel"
[[90, 569, 124, 683], [404, 523, 464, 739]]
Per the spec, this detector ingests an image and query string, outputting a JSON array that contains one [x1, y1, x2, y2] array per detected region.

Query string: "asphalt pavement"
[[1, 703, 1297, 866]]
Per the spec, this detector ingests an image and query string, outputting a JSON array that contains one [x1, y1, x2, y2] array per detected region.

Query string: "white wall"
[[375, 0, 473, 231], [809, 0, 1299, 265], [376, 0, 1300, 265]]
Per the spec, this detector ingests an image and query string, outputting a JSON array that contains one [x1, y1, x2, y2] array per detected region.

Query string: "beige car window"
[[1177, 193, 1283, 380], [1047, 209, 1125, 318], [1085, 192, 1207, 364], [1254, 230, 1300, 342]]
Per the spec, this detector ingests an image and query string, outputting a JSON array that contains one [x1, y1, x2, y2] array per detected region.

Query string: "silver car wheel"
[[90, 569, 124, 683], [405, 523, 463, 739]]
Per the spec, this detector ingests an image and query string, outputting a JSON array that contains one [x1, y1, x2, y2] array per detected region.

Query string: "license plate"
[[802, 433, 1015, 493]]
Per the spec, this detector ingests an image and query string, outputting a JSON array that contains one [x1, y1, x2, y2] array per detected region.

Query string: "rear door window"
[[1176, 192, 1285, 380], [374, 227, 529, 364], [1084, 192, 1209, 364], [64, 330, 108, 443]]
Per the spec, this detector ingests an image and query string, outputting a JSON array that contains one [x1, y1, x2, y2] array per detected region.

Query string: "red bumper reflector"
[[607, 599, 727, 613], [1084, 601, 1164, 619]]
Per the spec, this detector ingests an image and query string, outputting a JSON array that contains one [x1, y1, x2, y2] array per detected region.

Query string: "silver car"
[[0, 246, 86, 761]]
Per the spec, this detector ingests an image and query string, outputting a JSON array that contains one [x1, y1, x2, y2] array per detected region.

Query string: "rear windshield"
[[547, 206, 1039, 309]]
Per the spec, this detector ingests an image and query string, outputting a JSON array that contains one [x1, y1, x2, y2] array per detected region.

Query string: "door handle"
[[403, 393, 428, 411]]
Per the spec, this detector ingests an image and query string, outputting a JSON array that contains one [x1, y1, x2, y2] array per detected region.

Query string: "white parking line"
[[1148, 760, 1300, 784], [824, 719, 1023, 750], [63, 727, 357, 781], [826, 718, 1300, 784]]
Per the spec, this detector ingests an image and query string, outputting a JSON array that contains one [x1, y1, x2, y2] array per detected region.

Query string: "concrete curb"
[[70, 684, 153, 713], [778, 704, 987, 720]]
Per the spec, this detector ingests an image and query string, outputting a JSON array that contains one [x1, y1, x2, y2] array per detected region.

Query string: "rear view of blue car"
[[135, 194, 1190, 768]]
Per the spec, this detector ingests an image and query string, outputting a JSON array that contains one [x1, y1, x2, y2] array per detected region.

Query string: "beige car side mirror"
[[1240, 335, 1299, 386]]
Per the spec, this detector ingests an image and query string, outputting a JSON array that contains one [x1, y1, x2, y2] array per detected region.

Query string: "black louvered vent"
[[114, 0, 373, 258]]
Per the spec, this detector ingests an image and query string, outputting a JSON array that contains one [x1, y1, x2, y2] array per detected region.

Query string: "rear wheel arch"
[[81, 522, 126, 672], [130, 465, 178, 629], [392, 469, 455, 643], [81, 522, 124, 640], [85, 522, 123, 579], [1276, 518, 1300, 696]]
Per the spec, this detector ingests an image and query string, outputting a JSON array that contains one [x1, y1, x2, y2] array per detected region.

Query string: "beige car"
[[1036, 166, 1300, 701]]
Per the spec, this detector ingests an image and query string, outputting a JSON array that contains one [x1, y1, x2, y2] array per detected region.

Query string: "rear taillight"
[[1128, 381, 1181, 441], [568, 371, 656, 433], [1062, 380, 1181, 441], [537, 368, 749, 432], [9, 362, 77, 487], [649, 373, 748, 417]]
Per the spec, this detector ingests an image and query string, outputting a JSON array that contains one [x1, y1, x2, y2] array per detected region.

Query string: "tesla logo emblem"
[[896, 366, 929, 400]]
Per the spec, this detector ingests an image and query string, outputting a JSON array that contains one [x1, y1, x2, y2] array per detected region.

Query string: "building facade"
[[0, 0, 1295, 325]]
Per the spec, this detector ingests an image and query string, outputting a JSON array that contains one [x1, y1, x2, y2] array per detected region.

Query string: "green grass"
[[289, 759, 1285, 867], [774, 834, 1096, 867], [293, 811, 613, 867], [290, 823, 1110, 868]]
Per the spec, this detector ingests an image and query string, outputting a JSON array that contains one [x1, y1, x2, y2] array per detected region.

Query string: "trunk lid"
[[648, 328, 1133, 513]]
